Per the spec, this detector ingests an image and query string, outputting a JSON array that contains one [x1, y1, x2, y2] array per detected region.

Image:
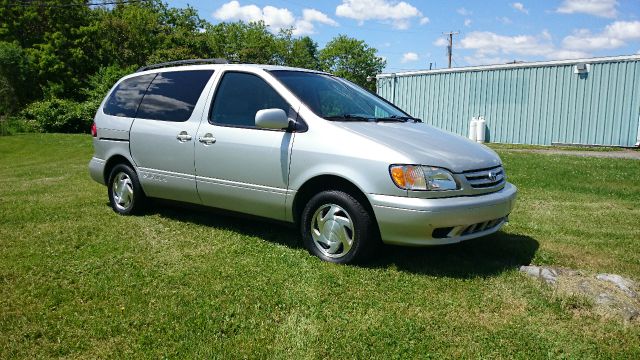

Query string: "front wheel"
[[300, 190, 377, 264], [107, 164, 146, 215]]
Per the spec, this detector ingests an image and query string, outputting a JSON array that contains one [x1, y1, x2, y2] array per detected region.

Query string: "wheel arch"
[[291, 174, 377, 226], [104, 155, 136, 184]]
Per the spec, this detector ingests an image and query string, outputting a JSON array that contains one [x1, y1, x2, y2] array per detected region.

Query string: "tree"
[[205, 21, 281, 64], [0, 41, 31, 113], [1, 0, 95, 99], [92, 4, 163, 67], [274, 31, 320, 70], [319, 35, 386, 91]]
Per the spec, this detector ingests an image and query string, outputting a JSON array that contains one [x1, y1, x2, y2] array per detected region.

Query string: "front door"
[[195, 71, 295, 221], [129, 69, 215, 203]]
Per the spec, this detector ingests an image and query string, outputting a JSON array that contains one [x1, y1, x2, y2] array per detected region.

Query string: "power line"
[[442, 31, 459, 68], [5, 0, 148, 7]]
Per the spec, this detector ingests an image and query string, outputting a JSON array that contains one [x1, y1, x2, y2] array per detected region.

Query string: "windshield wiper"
[[375, 115, 423, 123], [324, 114, 372, 122]]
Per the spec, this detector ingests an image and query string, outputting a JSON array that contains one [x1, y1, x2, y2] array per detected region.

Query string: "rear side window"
[[210, 72, 289, 127], [103, 74, 155, 117], [136, 70, 214, 122]]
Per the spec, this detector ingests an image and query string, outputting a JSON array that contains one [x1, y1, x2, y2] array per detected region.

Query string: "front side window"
[[103, 74, 155, 117], [136, 70, 214, 122], [270, 70, 411, 122], [210, 72, 289, 127]]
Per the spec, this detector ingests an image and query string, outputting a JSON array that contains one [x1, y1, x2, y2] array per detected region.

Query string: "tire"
[[300, 190, 378, 264], [107, 163, 146, 215]]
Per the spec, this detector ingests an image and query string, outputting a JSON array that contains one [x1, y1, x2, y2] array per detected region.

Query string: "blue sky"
[[168, 0, 640, 72]]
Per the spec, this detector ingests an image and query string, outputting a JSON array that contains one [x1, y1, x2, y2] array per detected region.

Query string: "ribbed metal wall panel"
[[377, 58, 640, 147]]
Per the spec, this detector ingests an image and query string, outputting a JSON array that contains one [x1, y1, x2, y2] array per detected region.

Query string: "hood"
[[333, 122, 501, 173]]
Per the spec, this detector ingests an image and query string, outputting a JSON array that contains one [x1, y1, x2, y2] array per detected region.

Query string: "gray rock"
[[520, 265, 541, 277], [519, 265, 557, 284], [540, 268, 558, 284], [520, 264, 640, 324], [596, 273, 637, 298], [596, 292, 615, 305]]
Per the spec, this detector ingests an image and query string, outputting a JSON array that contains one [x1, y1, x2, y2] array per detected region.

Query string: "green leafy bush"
[[19, 98, 94, 133], [2, 115, 39, 134]]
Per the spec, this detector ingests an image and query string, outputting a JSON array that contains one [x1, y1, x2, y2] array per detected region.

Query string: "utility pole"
[[443, 31, 459, 69]]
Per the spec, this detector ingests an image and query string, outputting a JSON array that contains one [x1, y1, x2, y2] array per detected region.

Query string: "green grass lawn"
[[1, 134, 639, 359], [487, 143, 630, 152]]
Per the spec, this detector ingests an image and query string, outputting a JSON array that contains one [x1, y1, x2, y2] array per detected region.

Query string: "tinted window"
[[136, 70, 214, 122], [270, 70, 407, 119], [210, 72, 289, 127], [103, 74, 155, 117]]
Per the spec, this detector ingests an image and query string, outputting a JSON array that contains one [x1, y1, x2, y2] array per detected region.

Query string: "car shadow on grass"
[[366, 232, 539, 278], [147, 201, 538, 278], [147, 201, 303, 249]]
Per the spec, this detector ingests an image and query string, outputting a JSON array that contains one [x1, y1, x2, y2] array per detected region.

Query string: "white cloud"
[[554, 49, 590, 59], [461, 31, 552, 57], [433, 37, 448, 46], [497, 16, 513, 24], [463, 55, 511, 66], [562, 21, 640, 51], [511, 2, 528, 14], [457, 7, 472, 16], [420, 17, 430, 25], [460, 30, 591, 65], [262, 5, 296, 29], [294, 9, 338, 35], [213, 2, 337, 35], [562, 29, 623, 50], [464, 18, 472, 27], [301, 9, 338, 26], [556, 0, 618, 18], [335, 0, 426, 29], [214, 1, 263, 23], [401, 52, 419, 63], [604, 20, 640, 40]]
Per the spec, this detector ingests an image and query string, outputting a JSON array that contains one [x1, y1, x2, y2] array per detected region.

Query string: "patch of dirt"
[[520, 265, 640, 324]]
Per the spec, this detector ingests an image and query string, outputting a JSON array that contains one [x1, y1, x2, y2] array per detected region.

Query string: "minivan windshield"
[[269, 70, 419, 122]]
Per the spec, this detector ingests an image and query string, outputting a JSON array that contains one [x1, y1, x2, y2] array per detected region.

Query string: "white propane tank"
[[476, 116, 486, 143], [469, 117, 478, 141]]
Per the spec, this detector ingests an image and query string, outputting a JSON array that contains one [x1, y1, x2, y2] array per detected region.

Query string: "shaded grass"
[[1, 134, 639, 358]]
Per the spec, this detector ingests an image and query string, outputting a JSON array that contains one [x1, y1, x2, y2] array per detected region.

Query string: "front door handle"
[[176, 131, 192, 142], [199, 133, 216, 145]]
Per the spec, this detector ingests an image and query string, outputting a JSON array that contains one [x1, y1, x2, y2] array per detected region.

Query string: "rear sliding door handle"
[[199, 133, 216, 145], [176, 131, 192, 142]]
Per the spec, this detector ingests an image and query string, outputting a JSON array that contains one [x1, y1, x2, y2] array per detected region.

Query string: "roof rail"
[[136, 58, 229, 72]]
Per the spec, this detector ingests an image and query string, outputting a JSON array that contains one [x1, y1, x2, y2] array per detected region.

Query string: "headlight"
[[389, 165, 458, 191]]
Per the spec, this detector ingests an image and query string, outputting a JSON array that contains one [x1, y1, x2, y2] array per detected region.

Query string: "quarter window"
[[103, 74, 155, 118], [210, 72, 289, 127], [136, 70, 214, 122]]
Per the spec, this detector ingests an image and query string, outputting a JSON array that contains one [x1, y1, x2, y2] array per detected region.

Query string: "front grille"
[[463, 166, 505, 188], [432, 217, 507, 239]]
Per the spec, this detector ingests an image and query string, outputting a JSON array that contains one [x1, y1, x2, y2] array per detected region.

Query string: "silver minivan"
[[89, 59, 517, 263]]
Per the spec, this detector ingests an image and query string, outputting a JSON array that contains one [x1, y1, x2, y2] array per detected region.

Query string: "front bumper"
[[370, 183, 517, 246]]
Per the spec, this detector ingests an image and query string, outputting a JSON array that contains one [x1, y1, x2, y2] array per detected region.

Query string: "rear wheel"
[[107, 164, 146, 215], [301, 190, 377, 264]]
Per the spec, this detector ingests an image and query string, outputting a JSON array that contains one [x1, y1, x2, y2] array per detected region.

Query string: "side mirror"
[[255, 108, 289, 130]]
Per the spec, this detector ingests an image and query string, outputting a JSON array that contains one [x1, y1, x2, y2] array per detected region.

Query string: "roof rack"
[[136, 58, 229, 72]]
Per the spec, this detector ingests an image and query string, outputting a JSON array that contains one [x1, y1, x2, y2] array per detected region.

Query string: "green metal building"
[[376, 55, 640, 147]]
